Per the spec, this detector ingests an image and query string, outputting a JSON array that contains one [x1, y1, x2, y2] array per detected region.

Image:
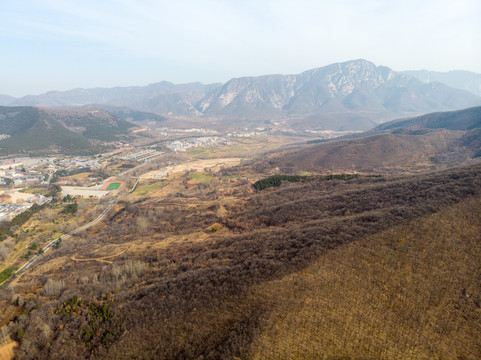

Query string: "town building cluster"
[[166, 137, 230, 151], [0, 169, 45, 186]]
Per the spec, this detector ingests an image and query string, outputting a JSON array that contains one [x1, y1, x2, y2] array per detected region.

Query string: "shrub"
[[253, 175, 308, 190], [61, 203, 78, 214]]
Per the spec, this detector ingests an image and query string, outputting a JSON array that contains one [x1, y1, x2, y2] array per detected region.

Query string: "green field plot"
[[133, 180, 166, 196], [106, 182, 122, 190], [188, 172, 214, 184]]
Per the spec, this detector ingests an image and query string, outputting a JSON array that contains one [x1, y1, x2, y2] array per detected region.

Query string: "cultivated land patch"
[[188, 172, 214, 184], [132, 180, 166, 196], [102, 181, 125, 191], [187, 135, 306, 159]]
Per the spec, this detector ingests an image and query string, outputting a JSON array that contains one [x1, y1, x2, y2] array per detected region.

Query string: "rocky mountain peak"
[[3, 60, 481, 131]]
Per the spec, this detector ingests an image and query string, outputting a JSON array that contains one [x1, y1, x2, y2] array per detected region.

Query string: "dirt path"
[[71, 247, 128, 264], [24, 220, 38, 231]]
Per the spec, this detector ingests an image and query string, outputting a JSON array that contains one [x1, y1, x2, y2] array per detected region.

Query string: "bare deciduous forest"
[[1, 162, 480, 359]]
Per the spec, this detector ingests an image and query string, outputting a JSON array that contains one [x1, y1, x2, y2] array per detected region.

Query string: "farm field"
[[132, 180, 167, 196], [187, 135, 307, 159]]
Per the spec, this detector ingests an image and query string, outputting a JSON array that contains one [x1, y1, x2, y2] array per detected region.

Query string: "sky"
[[1, 0, 480, 97]]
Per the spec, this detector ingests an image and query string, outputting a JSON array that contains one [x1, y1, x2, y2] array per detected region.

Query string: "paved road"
[[0, 177, 141, 289], [14, 178, 140, 276], [46, 171, 55, 185], [130, 178, 140, 193], [15, 199, 118, 275]]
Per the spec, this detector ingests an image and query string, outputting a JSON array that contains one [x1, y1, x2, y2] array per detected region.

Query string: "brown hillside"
[[270, 131, 474, 173], [2, 163, 481, 359]]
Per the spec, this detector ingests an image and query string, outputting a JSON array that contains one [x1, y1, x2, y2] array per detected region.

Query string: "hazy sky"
[[1, 0, 480, 97]]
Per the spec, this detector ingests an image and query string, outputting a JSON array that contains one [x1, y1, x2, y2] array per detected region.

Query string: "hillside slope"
[[11, 82, 220, 117], [0, 95, 16, 106], [0, 106, 134, 154], [374, 106, 481, 132], [249, 194, 481, 359], [3, 162, 481, 359], [270, 131, 472, 173], [268, 106, 481, 173]]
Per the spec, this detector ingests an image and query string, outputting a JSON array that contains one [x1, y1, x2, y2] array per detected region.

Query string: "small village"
[[0, 133, 236, 221]]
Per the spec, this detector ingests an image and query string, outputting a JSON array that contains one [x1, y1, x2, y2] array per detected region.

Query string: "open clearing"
[[71, 247, 128, 264], [140, 158, 243, 179], [61, 172, 92, 181], [188, 172, 214, 184], [0, 341, 16, 360], [132, 180, 166, 196], [0, 191, 36, 203], [61, 186, 110, 198]]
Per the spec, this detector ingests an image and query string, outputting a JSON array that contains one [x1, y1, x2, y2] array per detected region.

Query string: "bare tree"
[[136, 215, 151, 235]]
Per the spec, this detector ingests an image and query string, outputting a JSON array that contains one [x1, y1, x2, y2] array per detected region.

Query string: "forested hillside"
[[2, 162, 481, 359], [0, 106, 134, 154]]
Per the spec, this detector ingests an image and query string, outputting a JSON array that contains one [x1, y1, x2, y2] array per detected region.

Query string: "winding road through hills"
[[15, 199, 117, 275], [0, 178, 140, 287]]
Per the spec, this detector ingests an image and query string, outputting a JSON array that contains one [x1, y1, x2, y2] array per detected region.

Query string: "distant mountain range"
[[0, 106, 134, 155], [402, 70, 481, 97], [8, 82, 219, 117], [0, 95, 16, 106], [2, 60, 481, 131], [74, 104, 168, 123]]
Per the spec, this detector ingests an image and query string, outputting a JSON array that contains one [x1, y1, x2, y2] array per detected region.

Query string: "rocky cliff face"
[[198, 60, 481, 124]]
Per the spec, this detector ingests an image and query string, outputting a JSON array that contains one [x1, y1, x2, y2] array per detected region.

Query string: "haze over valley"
[[2, 60, 481, 133]]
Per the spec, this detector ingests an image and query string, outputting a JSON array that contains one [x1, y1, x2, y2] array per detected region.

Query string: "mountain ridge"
[[402, 69, 481, 97], [4, 60, 481, 130], [373, 106, 481, 132], [0, 106, 135, 154], [0, 94, 16, 106]]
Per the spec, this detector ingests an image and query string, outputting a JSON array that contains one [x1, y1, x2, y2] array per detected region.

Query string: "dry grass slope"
[[270, 132, 476, 174]]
